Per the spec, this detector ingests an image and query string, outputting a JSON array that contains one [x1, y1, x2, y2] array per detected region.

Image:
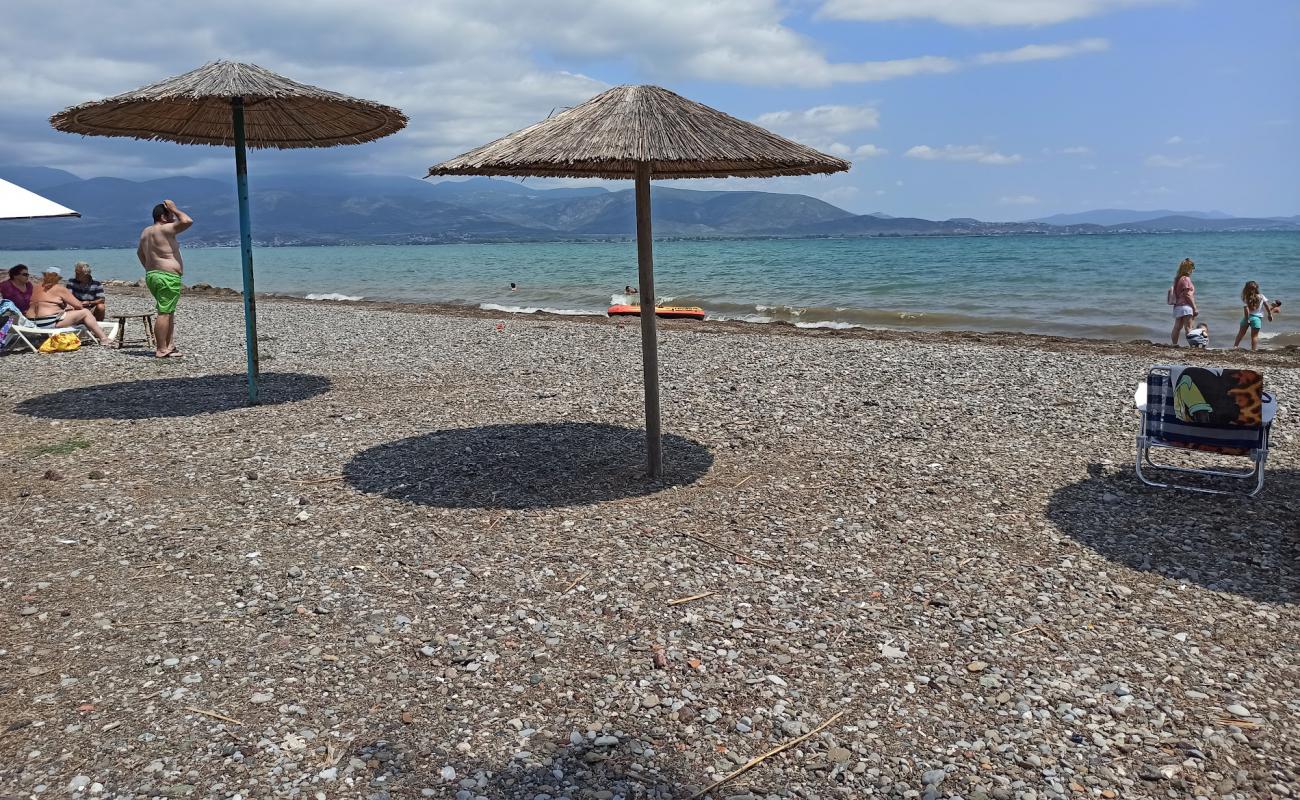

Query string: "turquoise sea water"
[[4, 232, 1297, 346]]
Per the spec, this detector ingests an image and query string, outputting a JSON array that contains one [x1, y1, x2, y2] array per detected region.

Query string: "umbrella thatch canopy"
[[427, 85, 849, 477], [51, 60, 406, 149], [51, 61, 406, 403], [0, 178, 79, 220], [428, 84, 849, 179]]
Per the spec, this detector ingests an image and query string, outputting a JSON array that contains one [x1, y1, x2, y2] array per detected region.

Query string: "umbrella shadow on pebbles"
[[1045, 464, 1300, 604], [344, 422, 713, 510], [15, 372, 330, 419]]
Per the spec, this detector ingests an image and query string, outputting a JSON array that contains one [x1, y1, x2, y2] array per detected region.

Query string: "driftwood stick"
[[922, 558, 975, 607], [667, 591, 716, 606], [731, 475, 753, 489], [183, 706, 243, 725], [288, 475, 344, 485], [678, 532, 779, 569], [561, 572, 590, 595], [113, 618, 235, 627], [690, 711, 845, 798]]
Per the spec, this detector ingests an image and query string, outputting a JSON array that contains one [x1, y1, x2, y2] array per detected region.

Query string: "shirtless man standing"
[[137, 199, 193, 357]]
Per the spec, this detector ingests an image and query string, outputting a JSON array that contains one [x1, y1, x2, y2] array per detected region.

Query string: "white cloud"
[[1061, 146, 1093, 155], [0, 0, 1124, 183], [755, 105, 881, 139], [874, 189, 886, 195], [1145, 153, 1201, 168], [974, 38, 1108, 64], [827, 55, 960, 82], [906, 144, 1023, 165], [754, 104, 887, 161], [817, 0, 1169, 27], [1165, 135, 1183, 144], [999, 194, 1040, 205]]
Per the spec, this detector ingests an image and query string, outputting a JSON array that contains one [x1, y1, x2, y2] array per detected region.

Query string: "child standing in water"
[[1233, 281, 1274, 350]]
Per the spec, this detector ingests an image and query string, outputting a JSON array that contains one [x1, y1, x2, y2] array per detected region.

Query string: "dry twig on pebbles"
[[667, 591, 717, 606], [287, 474, 344, 485], [560, 572, 590, 594], [922, 557, 975, 607], [112, 617, 236, 627], [183, 706, 243, 725], [678, 532, 779, 569], [691, 711, 846, 798]]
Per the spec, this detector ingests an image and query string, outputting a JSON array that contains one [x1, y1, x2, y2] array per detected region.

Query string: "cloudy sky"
[[2, 0, 1296, 219]]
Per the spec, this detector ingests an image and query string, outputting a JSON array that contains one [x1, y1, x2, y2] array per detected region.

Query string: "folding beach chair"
[[1, 300, 117, 353], [1134, 365, 1276, 496]]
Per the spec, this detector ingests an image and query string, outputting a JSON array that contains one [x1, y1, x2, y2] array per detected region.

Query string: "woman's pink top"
[[1174, 275, 1195, 306], [0, 279, 32, 312]]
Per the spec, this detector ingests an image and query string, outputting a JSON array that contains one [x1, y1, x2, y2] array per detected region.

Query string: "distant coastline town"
[[2, 167, 1296, 250]]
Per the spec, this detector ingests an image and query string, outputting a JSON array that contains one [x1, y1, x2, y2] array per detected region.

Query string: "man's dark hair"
[[9, 264, 27, 278], [152, 203, 169, 222]]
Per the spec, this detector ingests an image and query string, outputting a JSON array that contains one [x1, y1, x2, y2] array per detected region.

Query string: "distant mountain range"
[[1, 165, 1296, 249]]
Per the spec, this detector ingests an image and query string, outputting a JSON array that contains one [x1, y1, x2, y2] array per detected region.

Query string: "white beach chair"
[[1, 303, 117, 353]]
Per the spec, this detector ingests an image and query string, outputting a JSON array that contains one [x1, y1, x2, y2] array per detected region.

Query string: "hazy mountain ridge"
[[1028, 208, 1235, 225], [1, 167, 1295, 249]]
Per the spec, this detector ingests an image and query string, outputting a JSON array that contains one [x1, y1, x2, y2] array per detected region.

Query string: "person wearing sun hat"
[[25, 266, 116, 346]]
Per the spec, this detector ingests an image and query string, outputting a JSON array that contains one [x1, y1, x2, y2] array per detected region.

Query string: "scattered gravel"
[[2, 290, 1297, 800]]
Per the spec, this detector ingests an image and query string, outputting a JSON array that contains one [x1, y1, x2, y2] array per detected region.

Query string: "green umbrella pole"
[[231, 96, 260, 405]]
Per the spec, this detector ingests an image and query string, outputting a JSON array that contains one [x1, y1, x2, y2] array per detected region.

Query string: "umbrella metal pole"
[[634, 163, 662, 478], [231, 97, 260, 405]]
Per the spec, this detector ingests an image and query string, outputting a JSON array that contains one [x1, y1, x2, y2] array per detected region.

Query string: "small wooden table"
[[113, 313, 156, 348]]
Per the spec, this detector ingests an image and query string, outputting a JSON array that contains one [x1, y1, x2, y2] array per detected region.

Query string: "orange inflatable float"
[[608, 304, 706, 320]]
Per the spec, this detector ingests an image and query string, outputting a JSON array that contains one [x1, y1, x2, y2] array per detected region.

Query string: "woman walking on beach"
[[1232, 280, 1274, 350], [1169, 258, 1198, 345]]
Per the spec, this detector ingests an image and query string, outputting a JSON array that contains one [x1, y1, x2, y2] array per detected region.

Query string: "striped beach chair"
[[1135, 366, 1276, 496]]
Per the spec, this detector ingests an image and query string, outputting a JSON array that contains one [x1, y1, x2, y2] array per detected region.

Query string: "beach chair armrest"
[[1134, 380, 1148, 412], [1263, 393, 1277, 425]]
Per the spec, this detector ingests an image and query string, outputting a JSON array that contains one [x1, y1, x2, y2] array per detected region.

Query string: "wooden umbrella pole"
[[634, 162, 662, 478], [231, 96, 260, 405]]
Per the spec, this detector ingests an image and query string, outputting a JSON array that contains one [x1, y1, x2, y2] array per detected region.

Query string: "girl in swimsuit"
[[1232, 280, 1273, 351]]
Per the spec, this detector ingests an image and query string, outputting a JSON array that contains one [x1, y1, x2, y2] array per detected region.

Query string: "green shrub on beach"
[[28, 437, 92, 456]]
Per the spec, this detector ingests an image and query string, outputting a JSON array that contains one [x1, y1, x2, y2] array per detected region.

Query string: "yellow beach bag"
[[39, 332, 82, 353]]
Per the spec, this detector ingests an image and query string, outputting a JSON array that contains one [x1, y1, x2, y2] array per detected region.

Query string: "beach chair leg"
[[1137, 437, 1267, 497], [1247, 451, 1267, 497], [14, 330, 41, 353], [1134, 436, 1168, 490]]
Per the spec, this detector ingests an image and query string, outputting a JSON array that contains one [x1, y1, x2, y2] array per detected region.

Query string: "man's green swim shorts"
[[145, 270, 182, 315]]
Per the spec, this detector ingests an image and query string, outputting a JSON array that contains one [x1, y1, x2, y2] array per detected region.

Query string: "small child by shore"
[[1233, 281, 1274, 350]]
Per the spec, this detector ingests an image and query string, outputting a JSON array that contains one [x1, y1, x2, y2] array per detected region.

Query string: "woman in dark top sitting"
[[0, 264, 33, 312]]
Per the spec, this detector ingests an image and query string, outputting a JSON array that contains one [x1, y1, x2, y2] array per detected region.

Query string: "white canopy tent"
[[0, 178, 79, 220]]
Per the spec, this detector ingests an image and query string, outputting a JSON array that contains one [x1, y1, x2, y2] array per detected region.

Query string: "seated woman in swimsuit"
[[26, 267, 116, 346]]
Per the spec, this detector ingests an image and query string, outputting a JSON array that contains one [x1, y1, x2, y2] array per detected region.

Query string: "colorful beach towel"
[[1168, 367, 1264, 427]]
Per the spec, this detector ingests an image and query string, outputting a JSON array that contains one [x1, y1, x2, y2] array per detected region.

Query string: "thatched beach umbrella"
[[51, 61, 406, 402], [427, 85, 849, 477], [0, 178, 79, 220]]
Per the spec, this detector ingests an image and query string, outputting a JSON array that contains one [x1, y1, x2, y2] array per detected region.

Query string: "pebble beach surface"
[[2, 290, 1298, 800]]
